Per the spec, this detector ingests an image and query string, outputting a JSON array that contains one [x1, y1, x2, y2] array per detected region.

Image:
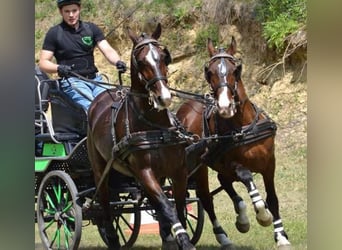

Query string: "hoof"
[[234, 200, 250, 233], [176, 233, 196, 250], [256, 213, 273, 227], [276, 233, 291, 250], [182, 243, 196, 250], [254, 201, 273, 227], [107, 236, 121, 250], [221, 243, 236, 250], [278, 244, 292, 250], [162, 239, 179, 250], [235, 220, 250, 233]]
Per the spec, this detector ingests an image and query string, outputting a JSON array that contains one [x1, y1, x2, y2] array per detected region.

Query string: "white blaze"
[[217, 87, 230, 110]]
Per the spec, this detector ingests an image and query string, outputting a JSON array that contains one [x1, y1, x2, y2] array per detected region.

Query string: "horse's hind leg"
[[194, 166, 234, 247], [217, 173, 250, 233], [262, 159, 291, 248], [232, 162, 273, 227]]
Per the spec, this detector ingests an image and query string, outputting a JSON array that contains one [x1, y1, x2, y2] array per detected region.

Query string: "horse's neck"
[[238, 99, 257, 126], [236, 82, 258, 126]]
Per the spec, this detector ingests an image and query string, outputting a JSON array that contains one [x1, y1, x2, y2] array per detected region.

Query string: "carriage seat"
[[34, 66, 88, 142], [48, 80, 88, 138]]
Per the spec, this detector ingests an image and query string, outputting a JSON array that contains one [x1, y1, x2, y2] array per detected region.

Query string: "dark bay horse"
[[87, 23, 195, 250], [176, 37, 291, 249]]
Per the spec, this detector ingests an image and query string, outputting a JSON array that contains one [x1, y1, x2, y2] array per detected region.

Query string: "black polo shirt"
[[42, 20, 105, 75]]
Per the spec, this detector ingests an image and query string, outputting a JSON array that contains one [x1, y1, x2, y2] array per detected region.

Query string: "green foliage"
[[173, 7, 188, 24], [195, 24, 219, 51], [151, 0, 178, 8], [262, 14, 299, 50], [256, 0, 307, 51], [35, 29, 44, 41], [147, 0, 181, 12], [81, 0, 97, 18]]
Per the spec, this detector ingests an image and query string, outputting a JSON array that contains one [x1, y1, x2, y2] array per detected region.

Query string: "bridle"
[[131, 37, 169, 92], [205, 49, 241, 111]]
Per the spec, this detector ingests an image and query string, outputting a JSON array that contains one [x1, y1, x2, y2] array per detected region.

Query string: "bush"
[[195, 24, 219, 51], [256, 0, 307, 51]]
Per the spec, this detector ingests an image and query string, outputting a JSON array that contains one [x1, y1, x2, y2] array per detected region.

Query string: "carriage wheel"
[[97, 191, 141, 249], [36, 170, 82, 250], [185, 191, 205, 245]]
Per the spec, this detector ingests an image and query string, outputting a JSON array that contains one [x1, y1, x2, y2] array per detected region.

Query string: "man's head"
[[57, 0, 81, 9], [57, 0, 81, 28]]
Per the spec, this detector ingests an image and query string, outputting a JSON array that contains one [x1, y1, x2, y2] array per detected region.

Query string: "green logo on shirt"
[[82, 36, 93, 46]]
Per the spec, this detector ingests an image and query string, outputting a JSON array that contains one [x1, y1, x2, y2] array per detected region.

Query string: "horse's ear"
[[126, 26, 138, 44], [207, 38, 216, 57], [163, 48, 172, 65], [234, 64, 242, 80], [204, 65, 210, 82], [151, 23, 162, 40], [227, 36, 237, 55]]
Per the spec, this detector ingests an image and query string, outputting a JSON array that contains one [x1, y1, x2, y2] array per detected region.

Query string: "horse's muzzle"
[[155, 95, 172, 109], [217, 104, 236, 118]]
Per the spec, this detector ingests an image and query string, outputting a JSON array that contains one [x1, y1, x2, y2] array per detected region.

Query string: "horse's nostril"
[[158, 96, 171, 107]]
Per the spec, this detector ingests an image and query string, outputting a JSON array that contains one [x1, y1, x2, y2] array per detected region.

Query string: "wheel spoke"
[[53, 180, 62, 204], [186, 217, 195, 234], [114, 216, 127, 244], [45, 191, 57, 210], [42, 216, 55, 231], [62, 201, 73, 213], [49, 225, 60, 249], [63, 221, 72, 249]]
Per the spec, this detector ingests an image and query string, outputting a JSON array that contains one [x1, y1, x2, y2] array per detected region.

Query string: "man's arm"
[[38, 50, 58, 74], [96, 39, 122, 66]]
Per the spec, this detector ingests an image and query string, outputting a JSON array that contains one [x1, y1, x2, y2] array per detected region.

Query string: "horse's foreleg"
[[138, 168, 195, 250], [217, 173, 250, 233], [262, 162, 291, 248], [233, 162, 273, 227], [194, 166, 234, 247]]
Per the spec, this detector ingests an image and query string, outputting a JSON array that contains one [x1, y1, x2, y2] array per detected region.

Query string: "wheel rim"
[[97, 191, 141, 249], [186, 193, 204, 245], [37, 171, 82, 250]]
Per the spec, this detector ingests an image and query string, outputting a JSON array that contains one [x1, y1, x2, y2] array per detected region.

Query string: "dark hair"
[[57, 0, 81, 8]]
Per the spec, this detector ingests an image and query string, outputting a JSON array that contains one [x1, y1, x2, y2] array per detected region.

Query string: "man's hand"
[[115, 60, 127, 73], [57, 65, 73, 78]]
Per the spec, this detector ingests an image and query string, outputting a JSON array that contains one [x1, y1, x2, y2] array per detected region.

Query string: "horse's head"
[[127, 23, 172, 110], [205, 37, 242, 118]]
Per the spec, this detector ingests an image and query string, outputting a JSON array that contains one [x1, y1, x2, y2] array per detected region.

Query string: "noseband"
[[132, 38, 168, 91]]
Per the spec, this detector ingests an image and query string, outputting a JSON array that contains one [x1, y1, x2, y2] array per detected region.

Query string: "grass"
[[35, 143, 307, 249]]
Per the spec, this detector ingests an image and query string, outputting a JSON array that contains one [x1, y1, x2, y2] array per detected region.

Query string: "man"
[[38, 0, 127, 112]]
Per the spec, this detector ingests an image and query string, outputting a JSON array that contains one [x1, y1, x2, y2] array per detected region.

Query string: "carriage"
[[35, 23, 291, 250], [34, 65, 205, 250]]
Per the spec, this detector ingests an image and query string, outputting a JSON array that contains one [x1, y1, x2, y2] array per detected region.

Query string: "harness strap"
[[202, 117, 277, 166], [114, 130, 188, 162], [201, 102, 277, 166]]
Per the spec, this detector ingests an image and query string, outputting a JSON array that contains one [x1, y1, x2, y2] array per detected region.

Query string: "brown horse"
[[176, 37, 291, 249], [87, 23, 195, 250]]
